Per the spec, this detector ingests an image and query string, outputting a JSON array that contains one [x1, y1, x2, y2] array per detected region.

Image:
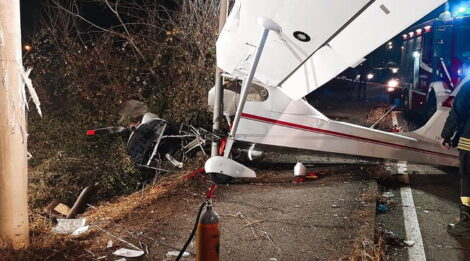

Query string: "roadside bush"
[[25, 0, 219, 208]]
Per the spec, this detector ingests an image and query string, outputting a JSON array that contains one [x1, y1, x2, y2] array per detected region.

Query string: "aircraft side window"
[[247, 84, 269, 102], [224, 80, 269, 102]]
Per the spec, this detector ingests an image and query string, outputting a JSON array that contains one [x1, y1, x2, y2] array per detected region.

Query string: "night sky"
[[20, 0, 121, 38]]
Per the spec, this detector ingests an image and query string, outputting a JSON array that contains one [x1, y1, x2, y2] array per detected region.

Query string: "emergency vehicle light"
[[424, 25, 432, 33], [416, 29, 423, 36], [402, 34, 408, 40], [453, 3, 470, 17], [408, 32, 414, 38], [442, 96, 455, 108]]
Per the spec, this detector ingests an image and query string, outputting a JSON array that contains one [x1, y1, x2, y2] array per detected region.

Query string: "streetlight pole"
[[211, 0, 228, 157], [0, 0, 30, 249]]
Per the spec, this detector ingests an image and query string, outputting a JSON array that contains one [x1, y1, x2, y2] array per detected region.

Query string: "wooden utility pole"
[[0, 0, 30, 249], [211, 0, 229, 157]]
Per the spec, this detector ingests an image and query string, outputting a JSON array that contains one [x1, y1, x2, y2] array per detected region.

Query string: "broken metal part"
[[165, 153, 183, 169], [66, 183, 100, 219]]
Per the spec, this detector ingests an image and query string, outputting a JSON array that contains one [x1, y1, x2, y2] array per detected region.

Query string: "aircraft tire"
[[210, 173, 233, 184]]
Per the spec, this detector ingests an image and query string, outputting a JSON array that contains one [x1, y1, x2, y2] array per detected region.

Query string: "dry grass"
[[366, 105, 394, 131], [345, 209, 386, 261], [361, 164, 393, 181], [0, 210, 93, 260], [1, 155, 209, 260], [346, 234, 386, 261]]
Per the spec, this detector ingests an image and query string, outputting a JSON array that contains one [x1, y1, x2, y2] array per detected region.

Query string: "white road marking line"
[[401, 185, 427, 261]]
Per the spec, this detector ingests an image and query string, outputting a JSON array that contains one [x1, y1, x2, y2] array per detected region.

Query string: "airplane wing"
[[217, 0, 446, 100]]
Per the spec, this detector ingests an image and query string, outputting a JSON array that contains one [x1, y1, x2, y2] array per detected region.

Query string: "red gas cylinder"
[[196, 202, 220, 261]]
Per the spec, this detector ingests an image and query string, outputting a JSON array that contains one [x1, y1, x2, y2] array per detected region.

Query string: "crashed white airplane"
[[205, 0, 461, 182]]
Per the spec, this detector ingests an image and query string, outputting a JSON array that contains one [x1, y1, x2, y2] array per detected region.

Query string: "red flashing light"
[[442, 96, 455, 108], [86, 130, 96, 135], [424, 25, 432, 33], [402, 34, 408, 40], [451, 57, 463, 87], [416, 29, 423, 36]]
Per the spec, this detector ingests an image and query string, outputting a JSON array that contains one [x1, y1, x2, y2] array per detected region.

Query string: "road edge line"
[[400, 184, 427, 261]]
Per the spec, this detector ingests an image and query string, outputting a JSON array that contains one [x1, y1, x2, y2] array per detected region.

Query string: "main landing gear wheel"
[[209, 173, 233, 184], [205, 156, 256, 184]]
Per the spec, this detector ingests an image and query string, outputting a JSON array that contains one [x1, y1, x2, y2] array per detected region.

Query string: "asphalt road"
[[312, 81, 470, 260], [377, 169, 470, 261], [215, 171, 376, 260]]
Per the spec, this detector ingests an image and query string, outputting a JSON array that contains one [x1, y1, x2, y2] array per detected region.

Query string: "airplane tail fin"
[[410, 76, 469, 141], [410, 106, 450, 142]]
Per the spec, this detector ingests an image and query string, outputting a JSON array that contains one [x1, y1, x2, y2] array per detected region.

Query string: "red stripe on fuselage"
[[240, 113, 457, 159]]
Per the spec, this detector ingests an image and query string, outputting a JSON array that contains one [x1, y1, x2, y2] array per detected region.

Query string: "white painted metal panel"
[[236, 86, 459, 167], [217, 0, 446, 100], [280, 0, 446, 100], [217, 0, 370, 87]]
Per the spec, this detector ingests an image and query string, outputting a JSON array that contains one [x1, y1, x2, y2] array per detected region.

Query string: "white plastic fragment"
[[166, 251, 189, 257], [294, 162, 307, 177], [382, 191, 394, 198], [52, 218, 87, 235], [107, 240, 113, 248], [404, 240, 416, 247], [19, 66, 42, 117], [71, 225, 89, 236], [112, 248, 144, 258]]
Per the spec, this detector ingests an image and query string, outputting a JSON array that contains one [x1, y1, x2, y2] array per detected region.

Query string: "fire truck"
[[400, 7, 470, 121]]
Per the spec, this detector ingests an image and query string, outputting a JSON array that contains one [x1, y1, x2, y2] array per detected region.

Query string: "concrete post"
[[0, 0, 30, 249]]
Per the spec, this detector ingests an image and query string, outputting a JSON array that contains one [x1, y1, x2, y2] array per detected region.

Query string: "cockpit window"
[[224, 80, 269, 102]]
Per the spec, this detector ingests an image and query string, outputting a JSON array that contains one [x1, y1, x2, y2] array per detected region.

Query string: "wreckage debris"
[[52, 218, 89, 235], [112, 248, 145, 258], [43, 199, 71, 219], [377, 204, 390, 214], [294, 162, 307, 177], [185, 168, 206, 180], [67, 183, 100, 219], [378, 228, 416, 247], [167, 251, 190, 257], [295, 172, 321, 183]]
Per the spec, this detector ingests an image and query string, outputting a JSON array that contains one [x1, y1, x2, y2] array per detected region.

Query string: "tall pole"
[[211, 0, 228, 157], [0, 0, 29, 249]]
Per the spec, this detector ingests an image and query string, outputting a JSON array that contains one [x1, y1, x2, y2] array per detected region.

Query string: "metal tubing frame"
[[146, 123, 167, 166], [211, 0, 229, 157], [223, 28, 271, 157]]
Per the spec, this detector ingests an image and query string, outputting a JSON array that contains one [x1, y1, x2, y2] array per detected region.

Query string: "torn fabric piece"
[[19, 66, 42, 117]]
